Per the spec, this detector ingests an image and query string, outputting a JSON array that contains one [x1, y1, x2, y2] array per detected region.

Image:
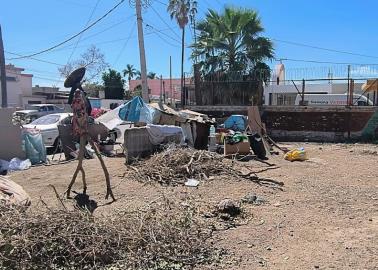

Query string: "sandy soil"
[[10, 143, 378, 270]]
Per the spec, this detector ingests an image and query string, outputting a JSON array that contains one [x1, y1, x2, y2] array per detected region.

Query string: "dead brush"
[[128, 145, 238, 186], [0, 197, 214, 270]]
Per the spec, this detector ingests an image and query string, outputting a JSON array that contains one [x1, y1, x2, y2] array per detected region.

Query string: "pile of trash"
[[0, 198, 214, 269], [129, 145, 238, 186], [0, 176, 31, 207]]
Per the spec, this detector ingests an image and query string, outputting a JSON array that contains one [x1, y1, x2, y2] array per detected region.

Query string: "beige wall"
[[0, 108, 25, 160], [0, 65, 33, 108]]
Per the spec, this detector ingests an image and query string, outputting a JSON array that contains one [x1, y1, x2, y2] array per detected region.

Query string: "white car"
[[23, 113, 72, 148], [13, 104, 65, 124]]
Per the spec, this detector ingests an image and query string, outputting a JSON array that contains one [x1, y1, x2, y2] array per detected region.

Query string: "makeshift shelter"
[[118, 96, 158, 124]]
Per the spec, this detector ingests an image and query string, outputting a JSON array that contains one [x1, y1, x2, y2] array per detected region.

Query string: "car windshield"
[[30, 106, 41, 110], [30, 115, 61, 125]]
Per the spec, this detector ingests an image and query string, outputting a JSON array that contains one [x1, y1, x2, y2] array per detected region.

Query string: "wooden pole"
[[349, 79, 354, 106], [159, 74, 162, 102], [180, 27, 185, 108], [163, 80, 166, 104], [301, 79, 305, 106], [135, 0, 148, 102], [170, 56, 173, 105], [0, 25, 7, 108], [347, 65, 351, 106]]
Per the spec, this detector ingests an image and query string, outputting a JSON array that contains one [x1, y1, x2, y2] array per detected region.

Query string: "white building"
[[264, 64, 365, 105], [0, 64, 33, 108]]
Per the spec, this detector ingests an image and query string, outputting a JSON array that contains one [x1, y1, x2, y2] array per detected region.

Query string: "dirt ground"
[[10, 143, 378, 270]]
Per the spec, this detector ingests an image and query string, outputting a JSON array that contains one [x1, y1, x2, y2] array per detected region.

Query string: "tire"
[[53, 137, 62, 152]]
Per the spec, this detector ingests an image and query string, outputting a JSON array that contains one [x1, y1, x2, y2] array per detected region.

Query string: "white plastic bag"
[[8, 158, 32, 171]]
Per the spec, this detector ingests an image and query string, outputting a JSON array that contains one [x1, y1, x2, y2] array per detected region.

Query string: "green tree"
[[192, 7, 274, 82], [167, 0, 197, 105], [147, 72, 157, 79], [83, 82, 104, 98], [123, 64, 137, 83], [135, 70, 141, 80], [132, 84, 142, 98], [102, 69, 125, 99]]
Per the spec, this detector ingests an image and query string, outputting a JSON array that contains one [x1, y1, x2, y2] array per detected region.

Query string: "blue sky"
[[2, 0, 378, 88]]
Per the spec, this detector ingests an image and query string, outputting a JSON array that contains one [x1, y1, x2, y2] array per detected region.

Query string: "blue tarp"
[[224, 115, 247, 131], [22, 131, 46, 165], [118, 96, 156, 123]]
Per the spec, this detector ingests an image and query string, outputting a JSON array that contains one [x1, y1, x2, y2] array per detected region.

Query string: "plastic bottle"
[[209, 125, 216, 136]]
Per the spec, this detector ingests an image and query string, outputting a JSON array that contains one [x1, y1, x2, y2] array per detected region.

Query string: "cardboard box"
[[215, 133, 222, 144], [224, 141, 251, 155]]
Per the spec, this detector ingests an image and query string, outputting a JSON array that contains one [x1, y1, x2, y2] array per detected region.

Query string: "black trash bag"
[[248, 133, 267, 159]]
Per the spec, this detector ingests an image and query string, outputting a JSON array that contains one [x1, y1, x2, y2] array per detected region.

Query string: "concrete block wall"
[[0, 108, 26, 160]]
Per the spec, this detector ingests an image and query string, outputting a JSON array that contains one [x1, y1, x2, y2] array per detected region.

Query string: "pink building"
[[129, 78, 192, 102]]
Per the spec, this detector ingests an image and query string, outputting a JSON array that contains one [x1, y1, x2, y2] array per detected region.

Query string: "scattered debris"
[[217, 199, 241, 216], [128, 144, 281, 189], [241, 193, 266, 205], [361, 149, 378, 155], [0, 176, 31, 207], [129, 145, 238, 186], [185, 178, 200, 187], [284, 147, 308, 162], [0, 198, 215, 269], [73, 192, 98, 213]]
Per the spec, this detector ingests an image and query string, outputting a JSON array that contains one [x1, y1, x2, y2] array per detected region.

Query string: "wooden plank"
[[248, 106, 262, 134]]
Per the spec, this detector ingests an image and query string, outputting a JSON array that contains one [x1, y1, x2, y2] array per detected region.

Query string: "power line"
[[113, 21, 137, 65], [148, 27, 180, 47], [78, 15, 136, 43], [66, 0, 101, 64], [20, 27, 173, 55], [8, 0, 126, 60], [33, 75, 64, 83], [154, 0, 168, 7], [6, 69, 63, 82], [144, 22, 184, 45], [272, 38, 378, 60], [5, 51, 64, 66], [150, 4, 181, 39], [38, 14, 136, 55]]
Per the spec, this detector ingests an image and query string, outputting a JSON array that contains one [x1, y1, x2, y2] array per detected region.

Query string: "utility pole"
[[170, 56, 173, 106], [0, 24, 7, 108], [163, 80, 166, 104], [159, 74, 163, 102], [347, 65, 351, 106], [135, 0, 148, 102]]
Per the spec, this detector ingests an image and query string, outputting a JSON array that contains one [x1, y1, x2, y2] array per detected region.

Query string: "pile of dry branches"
[[0, 198, 214, 270], [129, 145, 237, 186]]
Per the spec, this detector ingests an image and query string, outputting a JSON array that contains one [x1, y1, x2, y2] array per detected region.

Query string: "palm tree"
[[192, 7, 274, 82], [167, 0, 197, 106], [135, 70, 141, 80], [189, 1, 198, 62], [147, 72, 157, 79], [123, 64, 137, 90]]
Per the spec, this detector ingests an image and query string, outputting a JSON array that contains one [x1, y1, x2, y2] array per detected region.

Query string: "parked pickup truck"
[[12, 104, 65, 125]]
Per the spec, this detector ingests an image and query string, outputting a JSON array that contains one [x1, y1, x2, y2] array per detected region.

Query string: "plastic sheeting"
[[22, 130, 46, 165], [118, 96, 157, 124], [224, 115, 247, 132], [146, 124, 184, 145]]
